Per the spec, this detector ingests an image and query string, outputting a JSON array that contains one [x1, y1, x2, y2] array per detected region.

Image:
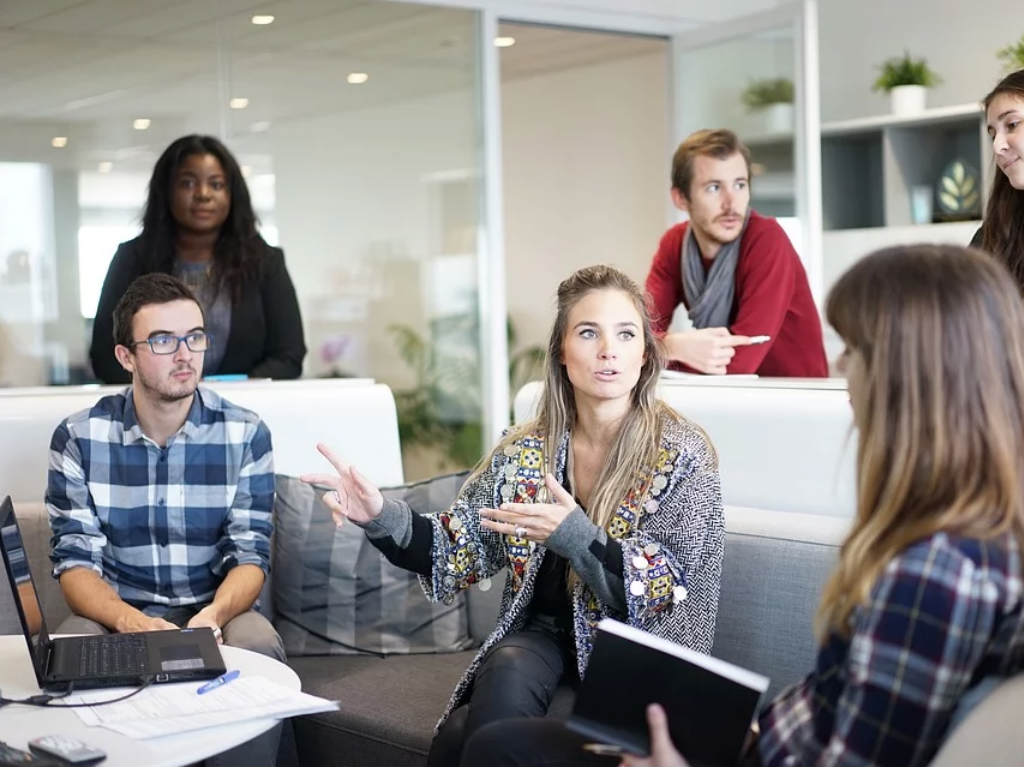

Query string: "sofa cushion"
[[273, 473, 473, 656], [713, 529, 838, 701], [289, 650, 478, 766]]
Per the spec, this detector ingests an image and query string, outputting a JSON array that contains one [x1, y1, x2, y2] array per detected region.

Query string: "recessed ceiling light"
[[51, 136, 68, 148], [98, 161, 113, 173], [494, 36, 516, 48], [346, 72, 369, 85], [251, 14, 275, 25], [133, 118, 151, 130], [250, 121, 271, 133], [241, 165, 252, 177], [229, 97, 249, 109]]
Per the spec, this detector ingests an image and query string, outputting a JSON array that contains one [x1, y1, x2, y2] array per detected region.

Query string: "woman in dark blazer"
[[90, 134, 306, 383]]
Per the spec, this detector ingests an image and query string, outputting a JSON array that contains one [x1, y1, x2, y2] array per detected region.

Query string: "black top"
[[970, 225, 983, 249], [89, 236, 306, 383], [529, 549, 573, 631]]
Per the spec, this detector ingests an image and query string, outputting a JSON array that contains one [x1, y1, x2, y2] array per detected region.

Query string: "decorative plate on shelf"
[[935, 159, 981, 220]]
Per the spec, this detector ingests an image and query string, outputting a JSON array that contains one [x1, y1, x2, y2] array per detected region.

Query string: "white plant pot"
[[889, 84, 926, 115], [762, 102, 794, 134]]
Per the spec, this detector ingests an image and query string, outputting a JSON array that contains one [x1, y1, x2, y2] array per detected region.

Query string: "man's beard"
[[136, 365, 198, 403]]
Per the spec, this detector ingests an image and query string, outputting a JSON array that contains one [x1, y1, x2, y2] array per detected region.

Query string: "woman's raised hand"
[[300, 442, 384, 527], [479, 473, 577, 544]]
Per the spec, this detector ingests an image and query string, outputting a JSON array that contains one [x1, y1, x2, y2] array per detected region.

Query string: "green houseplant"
[[997, 35, 1024, 73], [872, 51, 940, 115], [741, 77, 795, 134], [740, 78, 794, 111], [388, 316, 544, 477], [872, 51, 941, 91]]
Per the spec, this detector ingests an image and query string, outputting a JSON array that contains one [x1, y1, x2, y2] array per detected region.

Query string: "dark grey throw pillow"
[[273, 471, 473, 656]]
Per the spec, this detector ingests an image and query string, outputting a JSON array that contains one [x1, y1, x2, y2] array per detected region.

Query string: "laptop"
[[0, 495, 225, 691]]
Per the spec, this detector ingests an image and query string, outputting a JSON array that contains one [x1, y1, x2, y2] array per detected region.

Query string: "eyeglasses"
[[131, 331, 211, 355]]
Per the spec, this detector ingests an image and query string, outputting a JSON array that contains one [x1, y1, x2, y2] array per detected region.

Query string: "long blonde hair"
[[819, 244, 1024, 637], [473, 265, 684, 534]]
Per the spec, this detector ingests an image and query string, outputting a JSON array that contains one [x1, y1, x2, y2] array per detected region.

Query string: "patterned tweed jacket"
[[419, 413, 725, 730]]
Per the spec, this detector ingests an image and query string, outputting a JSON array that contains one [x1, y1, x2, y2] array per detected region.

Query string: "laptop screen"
[[0, 495, 52, 683]]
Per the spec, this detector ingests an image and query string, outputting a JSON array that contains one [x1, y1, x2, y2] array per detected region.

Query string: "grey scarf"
[[681, 212, 750, 328]]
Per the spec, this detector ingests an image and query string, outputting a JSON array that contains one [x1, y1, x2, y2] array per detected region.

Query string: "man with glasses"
[[45, 273, 283, 661]]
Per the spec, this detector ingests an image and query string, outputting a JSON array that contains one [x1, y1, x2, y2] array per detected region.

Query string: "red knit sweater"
[[645, 212, 828, 377]]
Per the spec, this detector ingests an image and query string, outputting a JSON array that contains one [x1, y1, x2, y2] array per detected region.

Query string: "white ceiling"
[[0, 0, 673, 173]]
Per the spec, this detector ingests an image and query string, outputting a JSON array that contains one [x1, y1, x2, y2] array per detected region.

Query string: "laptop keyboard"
[[77, 634, 147, 676]]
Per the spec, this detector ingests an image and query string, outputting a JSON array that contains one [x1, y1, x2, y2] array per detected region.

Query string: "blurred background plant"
[[388, 316, 545, 476], [741, 77, 794, 110], [871, 51, 941, 91], [997, 34, 1024, 72]]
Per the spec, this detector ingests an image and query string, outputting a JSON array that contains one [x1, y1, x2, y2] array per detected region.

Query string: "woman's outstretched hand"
[[300, 442, 383, 527], [479, 473, 576, 544]]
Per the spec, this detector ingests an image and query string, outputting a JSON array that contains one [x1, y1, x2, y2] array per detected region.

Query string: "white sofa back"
[[0, 379, 404, 504], [513, 377, 857, 518]]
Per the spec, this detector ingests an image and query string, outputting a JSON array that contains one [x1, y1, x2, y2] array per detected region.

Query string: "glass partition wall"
[[0, 0, 487, 478]]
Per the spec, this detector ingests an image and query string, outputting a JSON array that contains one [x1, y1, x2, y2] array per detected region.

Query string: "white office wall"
[[818, 0, 1017, 122], [501, 51, 669, 351], [266, 86, 480, 388]]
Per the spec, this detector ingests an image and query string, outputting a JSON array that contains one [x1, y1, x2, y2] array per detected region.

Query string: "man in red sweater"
[[645, 129, 827, 377]]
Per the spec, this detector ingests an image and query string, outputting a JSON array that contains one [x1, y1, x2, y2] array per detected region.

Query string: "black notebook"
[[567, 618, 769, 767]]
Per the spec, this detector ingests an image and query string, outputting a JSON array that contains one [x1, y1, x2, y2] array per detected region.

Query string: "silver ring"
[[514, 525, 527, 538], [332, 490, 341, 504]]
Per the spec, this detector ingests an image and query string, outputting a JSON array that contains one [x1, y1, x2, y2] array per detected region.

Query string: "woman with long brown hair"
[[467, 245, 1024, 767], [303, 265, 724, 766], [972, 69, 1024, 284], [753, 244, 1024, 765]]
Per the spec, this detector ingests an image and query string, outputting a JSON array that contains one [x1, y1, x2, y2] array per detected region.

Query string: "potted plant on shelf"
[[741, 78, 794, 135], [997, 34, 1024, 72], [872, 51, 940, 116]]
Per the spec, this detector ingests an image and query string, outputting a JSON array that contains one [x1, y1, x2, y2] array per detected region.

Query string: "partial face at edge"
[[987, 93, 1024, 191], [836, 343, 866, 418], [560, 288, 646, 406]]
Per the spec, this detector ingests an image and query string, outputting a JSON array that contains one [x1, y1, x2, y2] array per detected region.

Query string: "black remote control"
[[0, 741, 61, 767], [28, 737, 105, 766]]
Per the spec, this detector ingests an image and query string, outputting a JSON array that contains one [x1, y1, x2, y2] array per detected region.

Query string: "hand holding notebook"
[[567, 619, 768, 767]]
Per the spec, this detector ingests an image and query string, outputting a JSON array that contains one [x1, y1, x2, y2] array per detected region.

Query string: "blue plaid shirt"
[[758, 531, 1024, 767], [46, 387, 274, 615]]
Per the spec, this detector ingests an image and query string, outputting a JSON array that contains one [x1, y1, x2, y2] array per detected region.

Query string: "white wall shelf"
[[820, 102, 989, 231], [821, 102, 982, 136]]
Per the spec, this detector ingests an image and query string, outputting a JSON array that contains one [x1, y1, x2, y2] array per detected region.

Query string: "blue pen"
[[197, 669, 240, 694]]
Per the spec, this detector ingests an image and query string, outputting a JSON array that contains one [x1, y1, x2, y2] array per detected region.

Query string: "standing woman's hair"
[[981, 70, 1024, 284], [819, 244, 1024, 638], [141, 134, 263, 301]]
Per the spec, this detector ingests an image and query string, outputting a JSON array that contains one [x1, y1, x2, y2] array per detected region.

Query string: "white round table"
[[0, 635, 299, 767]]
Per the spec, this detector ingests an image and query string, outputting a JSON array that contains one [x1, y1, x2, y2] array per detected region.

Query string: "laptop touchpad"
[[159, 644, 204, 671]]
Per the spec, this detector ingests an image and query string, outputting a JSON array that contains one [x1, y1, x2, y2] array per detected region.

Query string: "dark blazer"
[[90, 236, 307, 383]]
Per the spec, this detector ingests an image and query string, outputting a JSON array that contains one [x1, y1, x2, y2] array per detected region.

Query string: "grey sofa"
[[10, 489, 1021, 766], [3, 491, 845, 767]]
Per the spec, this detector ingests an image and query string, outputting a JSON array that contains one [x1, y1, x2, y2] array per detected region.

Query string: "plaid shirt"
[[758, 531, 1024, 767], [46, 387, 274, 615]]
